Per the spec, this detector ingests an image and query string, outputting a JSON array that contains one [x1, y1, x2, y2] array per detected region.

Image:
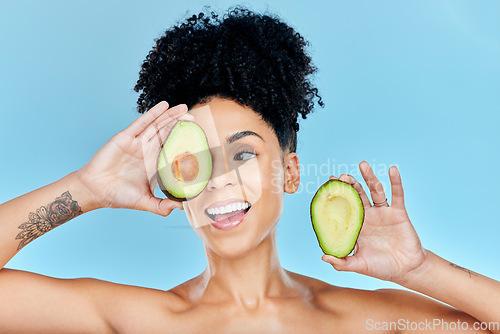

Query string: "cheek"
[[261, 158, 285, 222], [263, 158, 285, 196], [236, 162, 263, 203], [253, 157, 285, 221], [235, 157, 283, 203]]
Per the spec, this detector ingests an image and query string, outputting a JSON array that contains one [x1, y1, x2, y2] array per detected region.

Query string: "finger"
[[141, 120, 187, 186], [338, 174, 352, 183], [148, 172, 159, 195], [127, 102, 188, 138], [140, 196, 182, 217], [338, 174, 371, 208], [177, 113, 195, 122], [142, 104, 189, 143], [140, 107, 191, 183], [359, 161, 388, 206], [124, 101, 169, 137], [389, 165, 405, 209], [321, 254, 361, 272], [141, 132, 164, 186], [350, 176, 371, 209], [352, 243, 359, 255], [146, 120, 171, 147], [146, 113, 193, 145]]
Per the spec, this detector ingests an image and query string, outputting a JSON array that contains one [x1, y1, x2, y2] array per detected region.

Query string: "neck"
[[190, 227, 303, 310]]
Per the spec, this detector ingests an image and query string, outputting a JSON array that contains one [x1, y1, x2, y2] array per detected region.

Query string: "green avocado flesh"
[[310, 179, 364, 258], [157, 121, 212, 201]]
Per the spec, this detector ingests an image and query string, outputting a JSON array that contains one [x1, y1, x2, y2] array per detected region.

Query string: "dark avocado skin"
[[157, 171, 211, 202], [157, 172, 186, 201], [155, 120, 187, 202], [310, 179, 365, 258]]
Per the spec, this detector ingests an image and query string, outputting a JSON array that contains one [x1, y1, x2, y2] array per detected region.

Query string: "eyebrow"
[[226, 130, 265, 144]]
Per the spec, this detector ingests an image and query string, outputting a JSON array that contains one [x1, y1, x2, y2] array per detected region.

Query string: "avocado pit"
[[171, 151, 199, 182]]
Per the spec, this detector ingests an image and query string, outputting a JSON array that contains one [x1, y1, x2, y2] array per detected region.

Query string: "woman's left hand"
[[321, 161, 427, 284]]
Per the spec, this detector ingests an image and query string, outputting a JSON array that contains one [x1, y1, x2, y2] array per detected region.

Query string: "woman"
[[0, 7, 498, 333]]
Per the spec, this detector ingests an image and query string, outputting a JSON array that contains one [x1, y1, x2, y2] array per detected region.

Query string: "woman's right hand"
[[76, 101, 191, 216]]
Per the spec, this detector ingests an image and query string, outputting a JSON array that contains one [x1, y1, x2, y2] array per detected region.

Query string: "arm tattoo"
[[450, 262, 478, 278], [15, 191, 82, 250]]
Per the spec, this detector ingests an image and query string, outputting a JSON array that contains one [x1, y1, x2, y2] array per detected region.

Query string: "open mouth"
[[204, 201, 252, 229]]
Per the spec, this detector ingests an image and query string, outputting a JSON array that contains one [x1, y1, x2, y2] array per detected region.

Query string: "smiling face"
[[182, 97, 299, 259]]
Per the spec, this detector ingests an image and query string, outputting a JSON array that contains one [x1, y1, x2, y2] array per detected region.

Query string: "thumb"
[[322, 254, 361, 272], [141, 196, 183, 217]]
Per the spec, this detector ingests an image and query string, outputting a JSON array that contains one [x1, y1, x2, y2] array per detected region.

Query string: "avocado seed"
[[171, 151, 199, 182]]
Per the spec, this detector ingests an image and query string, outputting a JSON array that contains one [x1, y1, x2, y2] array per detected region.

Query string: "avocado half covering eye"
[[157, 121, 212, 201], [310, 179, 365, 258]]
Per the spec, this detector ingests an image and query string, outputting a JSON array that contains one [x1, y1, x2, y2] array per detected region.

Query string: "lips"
[[206, 205, 251, 222], [204, 200, 252, 230]]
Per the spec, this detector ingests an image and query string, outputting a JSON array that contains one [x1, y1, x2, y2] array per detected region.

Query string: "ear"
[[283, 152, 300, 194]]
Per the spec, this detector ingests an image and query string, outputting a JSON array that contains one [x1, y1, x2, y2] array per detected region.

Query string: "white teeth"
[[207, 202, 250, 216]]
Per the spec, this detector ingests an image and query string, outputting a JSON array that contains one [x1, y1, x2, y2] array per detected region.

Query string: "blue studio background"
[[1, 1, 499, 292]]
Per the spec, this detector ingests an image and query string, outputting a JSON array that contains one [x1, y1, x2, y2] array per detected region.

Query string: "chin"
[[204, 224, 281, 261], [195, 215, 259, 257]]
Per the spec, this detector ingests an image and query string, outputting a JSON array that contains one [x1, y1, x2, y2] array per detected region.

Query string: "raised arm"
[[322, 161, 500, 334], [1, 101, 187, 266], [0, 172, 93, 268], [0, 101, 189, 333]]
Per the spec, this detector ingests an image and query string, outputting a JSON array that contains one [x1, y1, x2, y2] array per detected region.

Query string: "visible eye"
[[234, 150, 257, 161]]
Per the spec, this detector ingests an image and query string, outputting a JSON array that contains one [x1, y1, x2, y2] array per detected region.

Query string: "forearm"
[[0, 171, 98, 269], [401, 250, 500, 332]]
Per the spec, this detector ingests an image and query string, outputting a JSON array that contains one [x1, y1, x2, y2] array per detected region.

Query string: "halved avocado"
[[157, 121, 212, 201], [310, 179, 364, 258]]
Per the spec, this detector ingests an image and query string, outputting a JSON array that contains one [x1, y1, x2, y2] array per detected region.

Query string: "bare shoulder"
[[311, 281, 470, 323], [284, 270, 465, 319], [0, 268, 189, 334], [79, 276, 189, 332]]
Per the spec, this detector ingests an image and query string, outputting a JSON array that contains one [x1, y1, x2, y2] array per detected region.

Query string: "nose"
[[208, 174, 233, 190], [208, 145, 238, 190]]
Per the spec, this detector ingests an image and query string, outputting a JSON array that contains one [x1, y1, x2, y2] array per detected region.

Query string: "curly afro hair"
[[134, 6, 323, 153]]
